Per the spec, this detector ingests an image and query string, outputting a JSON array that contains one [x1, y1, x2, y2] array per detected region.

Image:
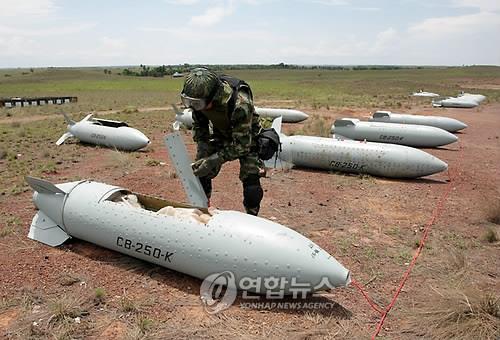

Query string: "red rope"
[[351, 144, 463, 339], [351, 278, 384, 315]]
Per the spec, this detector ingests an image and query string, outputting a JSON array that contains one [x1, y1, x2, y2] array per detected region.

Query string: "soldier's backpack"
[[256, 127, 281, 161]]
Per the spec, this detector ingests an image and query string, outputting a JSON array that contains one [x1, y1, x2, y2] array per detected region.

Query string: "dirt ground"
[[0, 101, 499, 339]]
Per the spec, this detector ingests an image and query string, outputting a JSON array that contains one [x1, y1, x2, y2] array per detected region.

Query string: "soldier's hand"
[[191, 153, 222, 177]]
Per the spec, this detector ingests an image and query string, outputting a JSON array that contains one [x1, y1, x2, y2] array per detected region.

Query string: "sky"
[[0, 0, 499, 67]]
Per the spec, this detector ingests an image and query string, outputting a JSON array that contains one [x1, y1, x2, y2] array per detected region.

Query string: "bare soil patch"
[[0, 102, 499, 339]]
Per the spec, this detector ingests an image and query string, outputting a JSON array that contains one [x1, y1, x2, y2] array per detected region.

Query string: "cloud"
[[401, 9, 500, 64], [1, 0, 499, 66], [0, 0, 58, 18], [0, 21, 96, 61], [371, 28, 398, 53], [140, 25, 271, 42], [99, 37, 127, 51], [451, 0, 500, 12], [189, 5, 234, 26], [237, 0, 261, 4], [308, 1, 379, 11], [409, 11, 500, 38], [77, 37, 129, 59], [165, 0, 200, 5], [0, 36, 38, 57], [0, 23, 95, 37], [0, 34, 130, 65], [354, 7, 380, 11], [311, 0, 349, 5]]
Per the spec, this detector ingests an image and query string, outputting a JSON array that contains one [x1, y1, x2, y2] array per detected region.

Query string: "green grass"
[[94, 288, 106, 304], [484, 228, 498, 243], [410, 288, 500, 339], [290, 114, 331, 137], [232, 66, 500, 108], [145, 159, 161, 167], [136, 316, 154, 334], [0, 108, 174, 195], [1, 66, 499, 119], [120, 296, 139, 313], [0, 216, 22, 238], [48, 295, 87, 324], [1, 66, 499, 199]]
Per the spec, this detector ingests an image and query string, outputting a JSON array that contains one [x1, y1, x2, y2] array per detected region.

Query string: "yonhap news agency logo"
[[200, 271, 238, 314], [200, 271, 338, 314]]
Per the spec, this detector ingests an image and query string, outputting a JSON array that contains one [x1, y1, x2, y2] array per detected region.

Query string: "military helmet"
[[181, 68, 220, 110]]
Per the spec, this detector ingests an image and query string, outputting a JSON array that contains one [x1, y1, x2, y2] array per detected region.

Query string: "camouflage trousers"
[[196, 140, 261, 181], [196, 140, 263, 215]]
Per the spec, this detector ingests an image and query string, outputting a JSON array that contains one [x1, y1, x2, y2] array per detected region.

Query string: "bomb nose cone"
[[297, 111, 309, 120], [434, 130, 459, 146], [131, 130, 150, 149], [304, 250, 351, 289], [430, 157, 448, 175], [457, 121, 468, 130], [324, 262, 351, 287], [141, 134, 150, 145]]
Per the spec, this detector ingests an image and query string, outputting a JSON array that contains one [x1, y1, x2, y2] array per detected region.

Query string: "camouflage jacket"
[[192, 80, 261, 162]]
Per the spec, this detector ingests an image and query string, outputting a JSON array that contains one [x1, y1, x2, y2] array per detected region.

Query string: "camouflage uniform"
[[191, 79, 263, 215]]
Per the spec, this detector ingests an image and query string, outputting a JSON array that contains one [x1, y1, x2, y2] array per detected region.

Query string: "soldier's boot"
[[242, 175, 263, 216]]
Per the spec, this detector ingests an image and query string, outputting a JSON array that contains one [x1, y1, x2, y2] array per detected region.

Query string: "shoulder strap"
[[219, 75, 253, 115]]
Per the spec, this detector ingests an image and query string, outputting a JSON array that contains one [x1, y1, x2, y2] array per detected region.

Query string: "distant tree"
[[122, 68, 135, 76], [30, 68, 34, 73], [117, 63, 430, 77]]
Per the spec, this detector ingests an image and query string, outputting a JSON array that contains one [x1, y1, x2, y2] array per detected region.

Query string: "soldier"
[[180, 68, 263, 216]]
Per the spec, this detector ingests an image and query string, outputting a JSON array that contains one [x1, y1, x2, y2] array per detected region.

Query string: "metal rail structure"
[[0, 96, 77, 108]]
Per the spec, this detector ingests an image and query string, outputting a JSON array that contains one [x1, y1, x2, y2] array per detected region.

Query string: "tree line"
[[118, 63, 442, 77]]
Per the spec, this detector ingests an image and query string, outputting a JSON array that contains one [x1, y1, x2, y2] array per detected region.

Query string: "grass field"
[[1, 66, 500, 118], [1, 66, 499, 194], [0, 67, 499, 339]]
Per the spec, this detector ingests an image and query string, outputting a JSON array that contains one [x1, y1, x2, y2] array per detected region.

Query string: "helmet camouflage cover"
[[182, 68, 220, 100]]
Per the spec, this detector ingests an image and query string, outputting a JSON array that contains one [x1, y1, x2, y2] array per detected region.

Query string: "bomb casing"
[[370, 111, 467, 132], [255, 107, 309, 122], [411, 90, 439, 97], [56, 113, 150, 151], [331, 118, 458, 147], [432, 97, 479, 108], [458, 92, 486, 103], [266, 117, 447, 178], [25, 176, 350, 294], [279, 136, 448, 178], [173, 105, 308, 128]]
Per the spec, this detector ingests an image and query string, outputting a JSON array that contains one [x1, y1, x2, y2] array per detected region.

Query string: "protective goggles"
[[180, 93, 209, 111]]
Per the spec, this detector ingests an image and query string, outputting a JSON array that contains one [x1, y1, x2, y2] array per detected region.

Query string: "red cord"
[[351, 278, 384, 315], [351, 143, 464, 339]]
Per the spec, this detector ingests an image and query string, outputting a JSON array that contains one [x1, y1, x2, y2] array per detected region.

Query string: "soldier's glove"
[[192, 153, 223, 178]]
